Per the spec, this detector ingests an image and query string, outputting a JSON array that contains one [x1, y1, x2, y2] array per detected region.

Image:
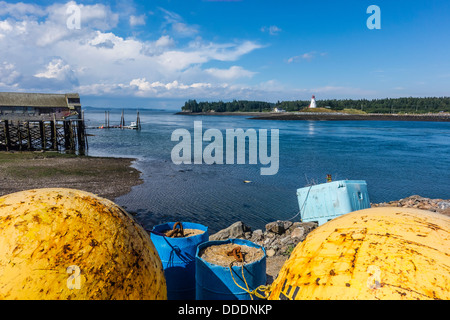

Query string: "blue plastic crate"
[[296, 180, 371, 226]]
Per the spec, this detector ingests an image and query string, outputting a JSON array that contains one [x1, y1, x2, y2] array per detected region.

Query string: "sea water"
[[84, 108, 450, 233]]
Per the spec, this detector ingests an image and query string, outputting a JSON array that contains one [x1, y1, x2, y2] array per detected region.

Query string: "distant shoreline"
[[175, 111, 450, 122]]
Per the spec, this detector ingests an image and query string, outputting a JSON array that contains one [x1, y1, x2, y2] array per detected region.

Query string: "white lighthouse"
[[309, 95, 317, 109]]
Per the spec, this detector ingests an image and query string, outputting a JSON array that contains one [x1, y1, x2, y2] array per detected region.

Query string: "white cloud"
[[0, 1, 46, 19], [57, 1, 119, 31], [287, 52, 315, 63], [88, 31, 121, 49], [151, 40, 262, 72], [141, 35, 175, 56], [159, 7, 199, 37], [34, 58, 78, 86], [130, 78, 212, 93], [204, 66, 256, 80], [261, 25, 282, 35], [0, 61, 20, 87], [0, 19, 12, 32], [287, 51, 328, 63], [129, 14, 146, 27], [0, 2, 264, 98]]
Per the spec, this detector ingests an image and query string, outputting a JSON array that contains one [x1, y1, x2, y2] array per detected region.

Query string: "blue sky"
[[0, 0, 449, 108]]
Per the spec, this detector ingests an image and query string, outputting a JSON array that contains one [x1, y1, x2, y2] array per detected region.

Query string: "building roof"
[[0, 92, 80, 108]]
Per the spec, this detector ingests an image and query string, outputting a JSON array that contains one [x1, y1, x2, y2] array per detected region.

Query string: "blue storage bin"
[[195, 239, 266, 300], [296, 180, 371, 226], [151, 222, 209, 300]]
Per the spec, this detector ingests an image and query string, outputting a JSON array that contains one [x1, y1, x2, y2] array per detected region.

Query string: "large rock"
[[265, 220, 292, 235], [290, 227, 305, 239], [209, 221, 251, 240]]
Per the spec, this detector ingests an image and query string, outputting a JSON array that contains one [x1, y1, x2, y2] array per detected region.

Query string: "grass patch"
[[342, 108, 368, 115], [298, 107, 337, 113]]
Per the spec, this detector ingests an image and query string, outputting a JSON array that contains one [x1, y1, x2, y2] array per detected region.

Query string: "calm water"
[[84, 109, 450, 233]]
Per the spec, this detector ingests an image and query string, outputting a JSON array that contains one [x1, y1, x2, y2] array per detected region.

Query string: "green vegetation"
[[298, 107, 336, 113], [181, 97, 450, 114], [283, 244, 296, 256], [341, 108, 368, 115], [182, 99, 274, 113]]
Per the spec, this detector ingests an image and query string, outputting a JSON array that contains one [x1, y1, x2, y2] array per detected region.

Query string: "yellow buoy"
[[269, 207, 450, 300], [0, 188, 167, 300]]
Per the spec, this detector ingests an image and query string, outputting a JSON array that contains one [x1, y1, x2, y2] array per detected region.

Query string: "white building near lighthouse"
[[309, 95, 317, 109]]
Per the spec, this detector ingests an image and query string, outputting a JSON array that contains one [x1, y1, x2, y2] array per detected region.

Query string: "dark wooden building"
[[0, 92, 86, 153], [0, 92, 82, 121]]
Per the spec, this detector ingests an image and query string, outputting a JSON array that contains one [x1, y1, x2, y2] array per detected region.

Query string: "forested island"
[[181, 97, 450, 114]]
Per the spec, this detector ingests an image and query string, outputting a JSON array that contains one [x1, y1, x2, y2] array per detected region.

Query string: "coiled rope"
[[227, 246, 272, 300]]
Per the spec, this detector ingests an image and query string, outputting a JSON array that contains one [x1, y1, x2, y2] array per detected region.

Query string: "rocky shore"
[[209, 195, 450, 283], [371, 195, 450, 216], [251, 113, 450, 122], [177, 111, 450, 122]]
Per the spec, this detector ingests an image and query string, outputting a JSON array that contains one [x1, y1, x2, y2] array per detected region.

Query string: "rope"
[[285, 184, 313, 222], [227, 248, 272, 300], [165, 221, 184, 238], [147, 221, 185, 238]]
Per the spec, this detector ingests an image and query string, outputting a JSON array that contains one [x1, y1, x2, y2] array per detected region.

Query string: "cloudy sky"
[[0, 0, 449, 108]]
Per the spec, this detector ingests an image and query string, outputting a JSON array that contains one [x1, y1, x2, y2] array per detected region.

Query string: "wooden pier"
[[89, 110, 142, 130], [0, 118, 87, 154], [0, 92, 87, 154]]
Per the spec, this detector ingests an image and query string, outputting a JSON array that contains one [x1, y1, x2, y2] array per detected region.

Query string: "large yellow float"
[[0, 188, 166, 300], [269, 207, 449, 300]]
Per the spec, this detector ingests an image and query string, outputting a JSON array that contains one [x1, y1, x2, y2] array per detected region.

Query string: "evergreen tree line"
[[181, 99, 274, 113], [181, 97, 450, 114]]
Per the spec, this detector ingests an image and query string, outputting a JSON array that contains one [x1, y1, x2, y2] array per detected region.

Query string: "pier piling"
[[0, 119, 88, 153]]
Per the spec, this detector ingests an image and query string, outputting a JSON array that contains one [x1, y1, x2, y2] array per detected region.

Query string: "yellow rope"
[[229, 261, 272, 300]]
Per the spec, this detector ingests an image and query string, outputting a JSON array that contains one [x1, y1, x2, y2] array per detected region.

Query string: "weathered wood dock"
[[0, 92, 88, 154], [88, 110, 142, 130], [0, 119, 87, 153]]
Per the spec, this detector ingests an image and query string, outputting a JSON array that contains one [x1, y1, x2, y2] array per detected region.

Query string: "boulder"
[[290, 227, 305, 239], [266, 248, 276, 257], [265, 220, 287, 235], [250, 229, 264, 242], [210, 221, 251, 240]]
